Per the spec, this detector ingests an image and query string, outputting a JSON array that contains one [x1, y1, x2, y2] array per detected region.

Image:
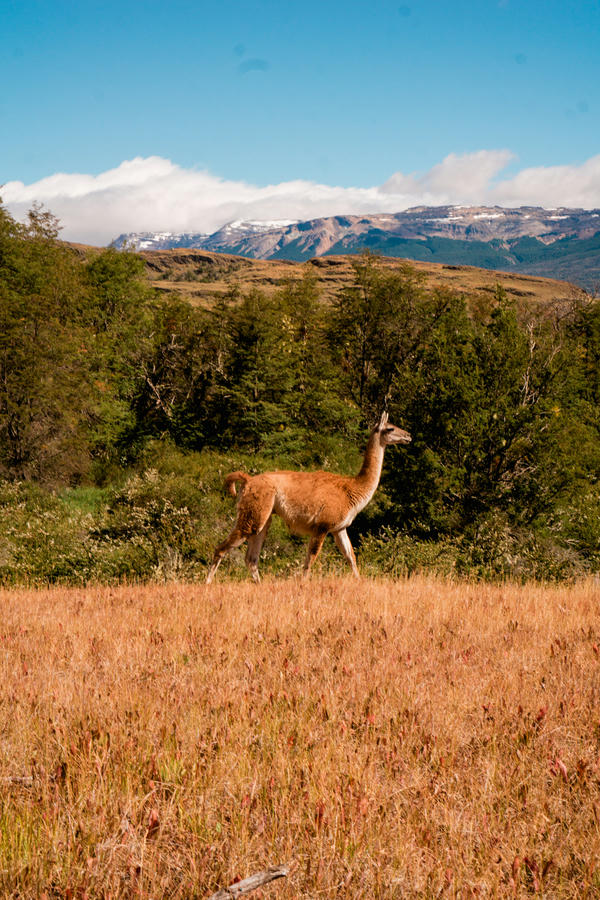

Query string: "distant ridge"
[[112, 206, 600, 289]]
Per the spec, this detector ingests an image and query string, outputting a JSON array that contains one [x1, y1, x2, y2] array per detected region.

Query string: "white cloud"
[[3, 157, 411, 245], [3, 151, 600, 246], [489, 155, 600, 208], [381, 150, 515, 203]]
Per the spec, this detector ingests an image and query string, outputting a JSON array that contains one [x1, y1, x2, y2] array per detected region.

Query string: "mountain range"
[[112, 206, 600, 289]]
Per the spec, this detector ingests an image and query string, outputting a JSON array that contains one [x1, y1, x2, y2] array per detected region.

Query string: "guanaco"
[[205, 412, 411, 583]]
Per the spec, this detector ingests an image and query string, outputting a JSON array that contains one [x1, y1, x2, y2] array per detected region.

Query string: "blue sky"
[[2, 0, 599, 243]]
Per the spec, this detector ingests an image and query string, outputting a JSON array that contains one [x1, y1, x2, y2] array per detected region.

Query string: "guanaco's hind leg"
[[303, 530, 328, 578], [333, 528, 360, 578], [245, 515, 272, 583], [207, 482, 275, 584], [206, 528, 246, 584]]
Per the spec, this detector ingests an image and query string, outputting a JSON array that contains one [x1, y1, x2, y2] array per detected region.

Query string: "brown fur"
[[206, 413, 411, 583], [224, 471, 251, 497]]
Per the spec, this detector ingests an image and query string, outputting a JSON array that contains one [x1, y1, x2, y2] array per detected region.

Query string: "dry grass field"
[[137, 248, 580, 310], [1, 576, 599, 898]]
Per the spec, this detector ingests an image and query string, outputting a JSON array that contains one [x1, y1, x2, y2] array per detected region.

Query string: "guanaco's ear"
[[377, 410, 389, 430]]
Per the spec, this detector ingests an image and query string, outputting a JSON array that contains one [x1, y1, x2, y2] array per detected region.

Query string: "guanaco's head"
[[374, 410, 412, 447]]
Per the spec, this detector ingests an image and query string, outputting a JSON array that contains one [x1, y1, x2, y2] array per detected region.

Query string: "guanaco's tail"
[[224, 471, 251, 498]]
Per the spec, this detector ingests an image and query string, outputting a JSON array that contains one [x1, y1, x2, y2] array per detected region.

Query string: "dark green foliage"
[[131, 295, 223, 449], [327, 255, 458, 421], [133, 275, 358, 455], [0, 203, 154, 483], [0, 205, 92, 480], [1, 200, 599, 583], [221, 276, 356, 450], [384, 288, 598, 538]]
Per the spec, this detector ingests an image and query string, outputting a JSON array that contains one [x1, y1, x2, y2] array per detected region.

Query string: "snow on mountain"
[[111, 231, 210, 251], [112, 219, 300, 252], [217, 219, 300, 234], [110, 206, 600, 286]]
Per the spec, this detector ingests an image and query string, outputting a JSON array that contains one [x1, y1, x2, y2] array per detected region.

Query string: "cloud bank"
[[3, 150, 600, 246]]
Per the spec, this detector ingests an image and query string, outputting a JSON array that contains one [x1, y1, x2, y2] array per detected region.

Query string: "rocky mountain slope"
[[112, 206, 600, 289]]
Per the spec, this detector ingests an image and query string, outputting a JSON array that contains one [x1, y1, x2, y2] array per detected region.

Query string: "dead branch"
[[207, 864, 289, 899]]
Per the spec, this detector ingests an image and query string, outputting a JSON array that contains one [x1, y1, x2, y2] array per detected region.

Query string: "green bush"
[[459, 511, 588, 582], [359, 514, 592, 583], [0, 481, 94, 585], [359, 527, 461, 579]]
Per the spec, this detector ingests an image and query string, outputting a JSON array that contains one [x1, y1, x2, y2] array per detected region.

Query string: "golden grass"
[[139, 248, 579, 309], [1, 576, 599, 898]]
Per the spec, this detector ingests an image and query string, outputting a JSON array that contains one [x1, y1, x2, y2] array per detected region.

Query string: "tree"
[[327, 254, 454, 420], [384, 288, 594, 538], [0, 204, 93, 480], [132, 295, 223, 448], [0, 203, 155, 481], [83, 247, 154, 467]]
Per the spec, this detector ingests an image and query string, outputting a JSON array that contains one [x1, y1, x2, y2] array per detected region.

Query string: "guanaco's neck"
[[355, 431, 385, 493]]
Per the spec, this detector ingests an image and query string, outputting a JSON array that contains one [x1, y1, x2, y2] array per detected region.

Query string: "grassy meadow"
[[1, 576, 599, 898]]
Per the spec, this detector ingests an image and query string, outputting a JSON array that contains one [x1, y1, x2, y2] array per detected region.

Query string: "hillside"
[[139, 246, 582, 309], [113, 205, 600, 289]]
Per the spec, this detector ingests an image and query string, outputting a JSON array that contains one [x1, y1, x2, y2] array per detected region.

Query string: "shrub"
[[359, 514, 593, 583], [0, 480, 93, 585], [89, 469, 203, 581], [359, 526, 461, 578]]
